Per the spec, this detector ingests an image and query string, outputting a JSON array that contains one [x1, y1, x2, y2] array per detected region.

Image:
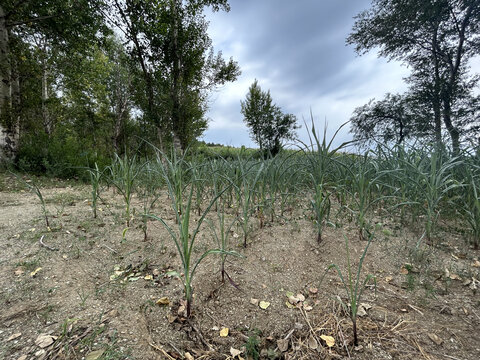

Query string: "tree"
[[241, 80, 299, 156], [347, 0, 480, 152], [109, 0, 240, 151]]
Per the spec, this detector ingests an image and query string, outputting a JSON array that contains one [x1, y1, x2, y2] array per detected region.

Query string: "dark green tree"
[[241, 80, 299, 157], [110, 0, 240, 151], [347, 0, 480, 152]]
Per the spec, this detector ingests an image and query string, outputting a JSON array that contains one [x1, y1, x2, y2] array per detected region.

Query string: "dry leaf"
[[167, 314, 177, 323], [400, 266, 409, 275], [304, 305, 313, 311], [178, 305, 186, 316], [427, 333, 443, 345], [17, 355, 27, 360], [220, 327, 229, 337], [357, 306, 367, 317], [30, 267, 42, 277], [250, 298, 259, 305], [285, 301, 295, 309], [296, 293, 305, 302], [184, 352, 194, 360], [86, 349, 105, 360], [320, 335, 335, 347], [288, 295, 299, 304], [14, 268, 24, 276], [277, 339, 289, 352], [7, 333, 21, 341], [472, 260, 480, 268], [230, 347, 243, 357], [156, 297, 170, 306], [307, 335, 318, 350], [259, 301, 270, 310], [144, 274, 153, 280], [385, 276, 393, 283], [35, 334, 57, 348], [308, 287, 318, 294]]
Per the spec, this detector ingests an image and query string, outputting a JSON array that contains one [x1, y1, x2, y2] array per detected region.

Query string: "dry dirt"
[[0, 173, 479, 360]]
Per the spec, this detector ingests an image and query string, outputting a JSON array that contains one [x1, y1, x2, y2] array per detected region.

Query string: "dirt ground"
[[0, 173, 479, 360]]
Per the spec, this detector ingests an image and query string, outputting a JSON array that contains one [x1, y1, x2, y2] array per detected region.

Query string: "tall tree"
[[347, 0, 480, 152], [241, 80, 299, 157], [0, 0, 108, 162], [109, 0, 240, 150]]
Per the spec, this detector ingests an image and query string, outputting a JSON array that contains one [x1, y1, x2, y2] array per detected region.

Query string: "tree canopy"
[[348, 0, 480, 151], [0, 0, 240, 169], [241, 80, 298, 157]]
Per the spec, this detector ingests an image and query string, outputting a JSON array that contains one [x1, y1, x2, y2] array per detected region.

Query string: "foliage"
[[241, 79, 299, 157], [348, 0, 480, 152]]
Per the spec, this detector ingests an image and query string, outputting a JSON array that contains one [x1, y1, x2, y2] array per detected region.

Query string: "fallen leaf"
[[152, 268, 160, 276], [307, 335, 318, 350], [144, 274, 153, 280], [320, 335, 335, 347], [472, 260, 480, 268], [304, 305, 313, 311], [167, 314, 177, 323], [427, 333, 443, 345], [357, 306, 367, 317], [17, 355, 27, 360], [14, 268, 24, 276], [259, 301, 270, 310], [177, 305, 186, 315], [86, 349, 105, 360], [156, 297, 170, 306], [184, 352, 194, 360], [288, 295, 300, 304], [30, 267, 42, 277], [230, 347, 243, 357], [308, 287, 318, 295], [285, 301, 295, 309], [250, 298, 259, 305], [400, 266, 409, 275], [296, 293, 305, 302], [277, 338, 289, 352], [35, 334, 57, 348], [449, 273, 461, 280], [7, 333, 21, 341], [385, 276, 393, 283], [220, 327, 229, 337]]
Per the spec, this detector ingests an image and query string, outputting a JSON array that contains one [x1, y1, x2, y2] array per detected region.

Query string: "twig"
[[149, 342, 176, 360], [102, 244, 118, 254], [39, 235, 58, 251], [337, 324, 351, 359], [189, 320, 215, 351], [408, 304, 424, 316]]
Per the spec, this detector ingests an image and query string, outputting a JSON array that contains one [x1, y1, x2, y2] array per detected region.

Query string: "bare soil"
[[0, 174, 479, 360]]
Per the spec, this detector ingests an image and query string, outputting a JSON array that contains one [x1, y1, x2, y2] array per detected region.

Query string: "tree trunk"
[[41, 43, 52, 135], [0, 5, 18, 162], [171, 0, 183, 150], [442, 96, 460, 154]]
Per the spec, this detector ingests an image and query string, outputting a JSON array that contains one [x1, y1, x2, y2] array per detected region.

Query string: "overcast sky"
[[201, 0, 413, 148]]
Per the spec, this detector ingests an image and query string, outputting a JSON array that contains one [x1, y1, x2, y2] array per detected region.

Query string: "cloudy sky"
[[202, 0, 412, 148]]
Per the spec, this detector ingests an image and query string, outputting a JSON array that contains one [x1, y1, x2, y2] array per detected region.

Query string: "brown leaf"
[[277, 338, 289, 352], [250, 298, 259, 305], [320, 335, 335, 347], [307, 335, 318, 350], [308, 287, 318, 295], [427, 333, 443, 345], [296, 293, 305, 302], [472, 260, 480, 268], [86, 349, 105, 360], [184, 352, 194, 360], [230, 347, 243, 358], [35, 334, 57, 348], [156, 297, 170, 306], [7, 333, 21, 341]]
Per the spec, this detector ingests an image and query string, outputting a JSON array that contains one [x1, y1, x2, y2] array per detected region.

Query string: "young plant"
[[108, 153, 142, 226], [12, 173, 50, 228], [462, 170, 480, 249], [311, 181, 331, 243], [319, 234, 376, 346], [208, 201, 240, 284], [85, 163, 104, 218], [149, 152, 239, 317]]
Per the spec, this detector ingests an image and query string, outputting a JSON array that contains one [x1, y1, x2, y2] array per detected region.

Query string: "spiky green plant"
[[149, 151, 240, 317], [319, 234, 376, 346], [12, 173, 50, 228], [108, 153, 143, 227], [85, 163, 104, 219]]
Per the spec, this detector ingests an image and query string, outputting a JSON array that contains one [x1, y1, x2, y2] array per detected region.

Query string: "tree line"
[[0, 0, 239, 172]]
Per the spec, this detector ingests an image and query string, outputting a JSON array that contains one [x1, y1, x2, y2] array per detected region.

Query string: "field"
[[1, 142, 479, 360]]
